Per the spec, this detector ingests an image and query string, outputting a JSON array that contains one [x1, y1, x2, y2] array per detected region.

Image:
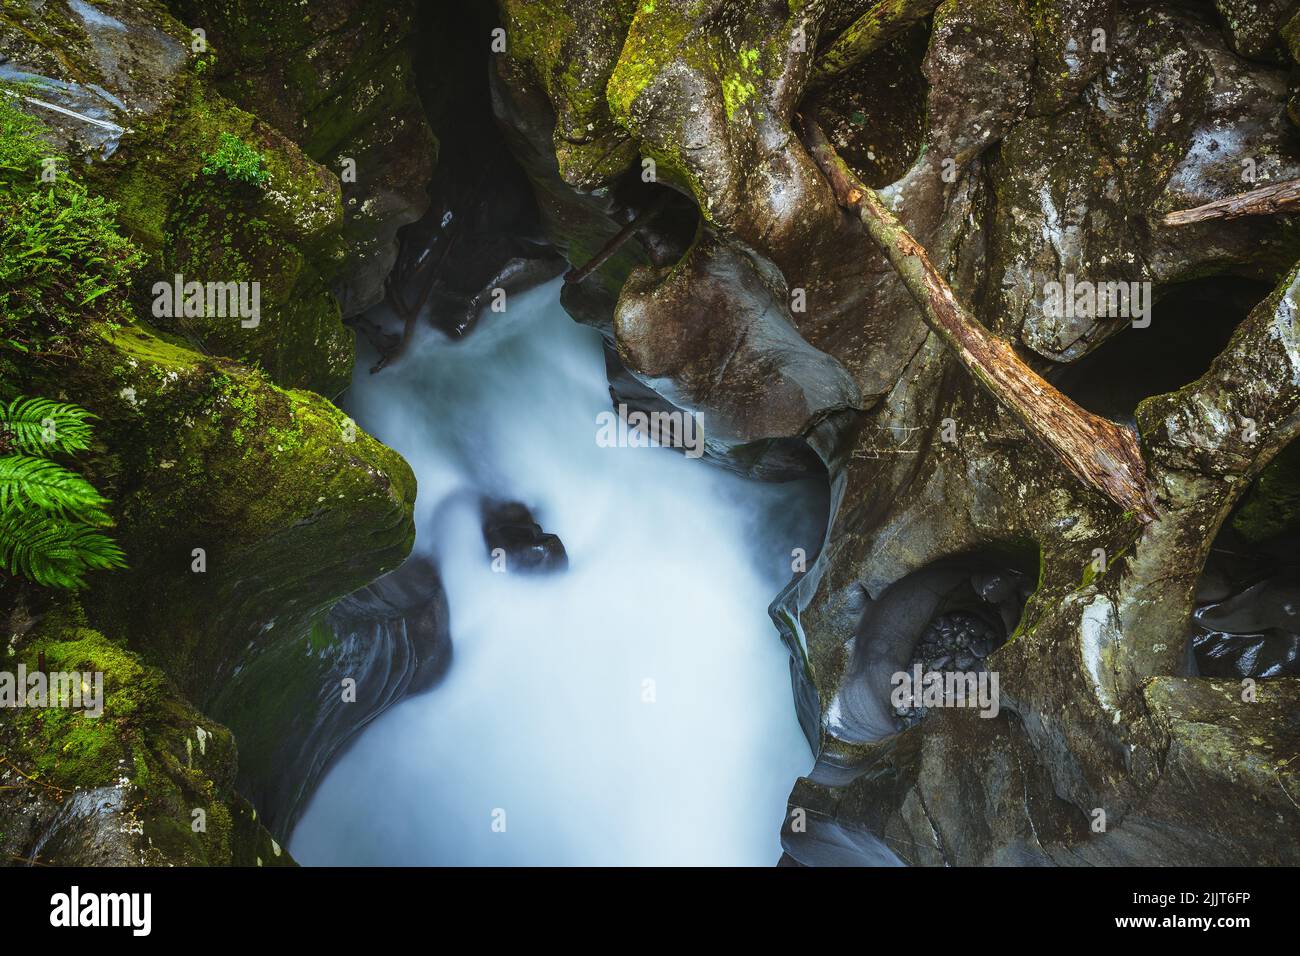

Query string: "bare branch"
[[565, 193, 669, 285], [799, 114, 1156, 522], [1162, 178, 1300, 227]]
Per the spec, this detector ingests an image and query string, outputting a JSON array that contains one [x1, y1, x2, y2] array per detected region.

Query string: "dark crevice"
[[1189, 436, 1300, 679], [1047, 276, 1269, 425]]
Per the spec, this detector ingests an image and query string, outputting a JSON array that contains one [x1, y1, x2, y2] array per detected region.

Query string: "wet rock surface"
[[489, 0, 1300, 865], [8, 0, 1300, 869], [210, 554, 451, 838], [167, 0, 440, 319], [826, 559, 1030, 743], [481, 500, 569, 574], [1189, 524, 1300, 678]]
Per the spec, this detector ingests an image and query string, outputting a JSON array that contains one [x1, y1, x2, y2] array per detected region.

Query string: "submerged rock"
[[481, 500, 569, 574]]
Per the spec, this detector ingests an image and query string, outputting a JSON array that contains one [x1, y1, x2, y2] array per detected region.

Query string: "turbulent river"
[[290, 281, 819, 865]]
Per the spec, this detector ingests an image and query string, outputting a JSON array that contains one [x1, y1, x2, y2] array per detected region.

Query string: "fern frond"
[[0, 510, 125, 589], [0, 454, 110, 521], [0, 396, 95, 454]]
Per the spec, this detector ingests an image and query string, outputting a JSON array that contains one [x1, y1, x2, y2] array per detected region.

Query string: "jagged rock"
[[481, 500, 569, 574]]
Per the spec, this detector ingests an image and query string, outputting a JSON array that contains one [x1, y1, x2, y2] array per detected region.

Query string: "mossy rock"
[[165, 0, 438, 317], [1, 0, 353, 395], [63, 319, 416, 700], [0, 610, 291, 866], [502, 0, 641, 189]]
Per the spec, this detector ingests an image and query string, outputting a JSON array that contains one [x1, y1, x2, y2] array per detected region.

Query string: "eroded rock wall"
[[489, 0, 1300, 865], [0, 0, 426, 863]]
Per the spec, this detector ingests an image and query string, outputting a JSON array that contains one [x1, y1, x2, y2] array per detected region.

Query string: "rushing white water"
[[290, 281, 819, 866]]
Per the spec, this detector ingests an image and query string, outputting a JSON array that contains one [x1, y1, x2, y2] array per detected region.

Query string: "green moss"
[[11, 624, 159, 788], [0, 609, 292, 865], [82, 73, 349, 394], [50, 315, 416, 696], [500, 0, 640, 187], [606, 2, 696, 122]]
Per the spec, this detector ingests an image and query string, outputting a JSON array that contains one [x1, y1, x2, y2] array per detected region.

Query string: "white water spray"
[[290, 281, 818, 865]]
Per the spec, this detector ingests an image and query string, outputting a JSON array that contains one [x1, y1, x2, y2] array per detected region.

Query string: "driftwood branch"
[[799, 114, 1156, 522], [1161, 178, 1300, 226], [565, 193, 669, 285], [807, 0, 941, 92]]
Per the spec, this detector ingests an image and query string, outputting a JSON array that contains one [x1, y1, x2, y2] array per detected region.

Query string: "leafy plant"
[[201, 131, 269, 187], [0, 87, 143, 356], [0, 397, 125, 589]]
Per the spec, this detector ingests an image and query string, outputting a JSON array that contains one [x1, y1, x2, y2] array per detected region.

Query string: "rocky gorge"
[[1, 0, 1298, 867]]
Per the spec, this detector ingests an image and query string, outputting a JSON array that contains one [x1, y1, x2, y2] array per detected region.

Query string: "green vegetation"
[[200, 130, 269, 187], [0, 397, 125, 589], [0, 89, 143, 356]]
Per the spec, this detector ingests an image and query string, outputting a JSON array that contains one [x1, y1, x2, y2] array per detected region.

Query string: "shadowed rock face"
[[491, 0, 1300, 865], [210, 555, 452, 837], [166, 0, 439, 320]]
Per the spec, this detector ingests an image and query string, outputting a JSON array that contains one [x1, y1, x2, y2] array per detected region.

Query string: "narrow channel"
[[289, 280, 821, 865]]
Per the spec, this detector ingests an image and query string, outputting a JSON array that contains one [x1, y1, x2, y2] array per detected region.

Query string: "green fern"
[[0, 455, 110, 520], [0, 510, 124, 589], [0, 396, 125, 589], [0, 396, 95, 454]]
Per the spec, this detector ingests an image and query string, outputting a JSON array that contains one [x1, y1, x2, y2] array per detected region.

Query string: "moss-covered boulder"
[[166, 0, 438, 318], [0, 0, 354, 396], [0, 610, 291, 866], [1, 16, 418, 860], [67, 320, 417, 702]]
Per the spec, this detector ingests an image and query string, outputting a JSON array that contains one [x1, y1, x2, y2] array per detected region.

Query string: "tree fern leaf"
[[0, 510, 125, 589], [0, 396, 95, 454], [0, 454, 110, 520]]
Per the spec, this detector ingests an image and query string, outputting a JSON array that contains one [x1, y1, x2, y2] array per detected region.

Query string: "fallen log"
[[565, 193, 669, 285], [806, 0, 942, 92], [799, 114, 1156, 522], [1161, 178, 1300, 227]]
